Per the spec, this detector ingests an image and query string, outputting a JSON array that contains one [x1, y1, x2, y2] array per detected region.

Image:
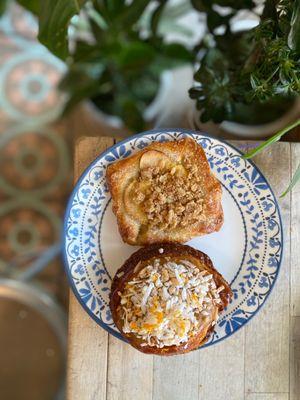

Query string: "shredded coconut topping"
[[119, 259, 224, 348]]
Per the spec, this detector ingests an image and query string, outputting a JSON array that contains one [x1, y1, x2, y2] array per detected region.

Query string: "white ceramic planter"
[[188, 98, 300, 139], [221, 98, 300, 138]]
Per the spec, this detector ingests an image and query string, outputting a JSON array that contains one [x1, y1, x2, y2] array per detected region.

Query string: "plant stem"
[[243, 118, 300, 159]]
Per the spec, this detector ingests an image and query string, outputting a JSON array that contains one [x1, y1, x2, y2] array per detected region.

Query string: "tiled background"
[[0, 2, 71, 306]]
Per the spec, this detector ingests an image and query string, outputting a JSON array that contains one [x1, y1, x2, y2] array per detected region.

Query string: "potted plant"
[[189, 0, 300, 138], [64, 1, 197, 132], [7, 0, 193, 132]]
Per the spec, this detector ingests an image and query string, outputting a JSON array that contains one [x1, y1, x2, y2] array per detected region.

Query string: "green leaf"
[[118, 0, 151, 27], [280, 162, 300, 197], [91, 0, 111, 23], [160, 43, 193, 62], [189, 86, 203, 99], [261, 0, 278, 22], [250, 74, 259, 90], [59, 64, 105, 113], [215, 30, 254, 62], [130, 73, 159, 104], [59, 63, 104, 89], [243, 118, 300, 159], [190, 0, 210, 12], [0, 0, 8, 16], [72, 41, 100, 63], [207, 10, 231, 32], [194, 48, 228, 79], [118, 97, 145, 132], [215, 0, 255, 9], [38, 0, 87, 60], [288, 0, 300, 53], [117, 42, 156, 70], [104, 0, 126, 17], [151, 0, 167, 36], [85, 4, 107, 31], [17, 0, 40, 14], [149, 43, 192, 77], [191, 47, 235, 123]]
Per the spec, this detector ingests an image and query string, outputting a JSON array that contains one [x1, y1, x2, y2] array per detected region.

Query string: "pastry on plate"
[[106, 137, 223, 245], [110, 243, 232, 355]]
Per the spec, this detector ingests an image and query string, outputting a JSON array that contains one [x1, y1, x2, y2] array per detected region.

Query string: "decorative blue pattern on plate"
[[63, 129, 283, 346]]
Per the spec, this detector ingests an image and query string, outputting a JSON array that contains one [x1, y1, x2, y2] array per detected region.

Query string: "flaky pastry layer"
[[106, 137, 223, 245]]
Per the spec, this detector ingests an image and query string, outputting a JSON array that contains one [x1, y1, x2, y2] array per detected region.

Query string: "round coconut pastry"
[[110, 243, 232, 355]]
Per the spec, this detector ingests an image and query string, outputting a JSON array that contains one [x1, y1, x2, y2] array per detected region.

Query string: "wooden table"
[[67, 136, 300, 400]]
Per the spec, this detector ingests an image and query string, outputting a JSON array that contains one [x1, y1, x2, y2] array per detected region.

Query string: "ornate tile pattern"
[[0, 3, 71, 306]]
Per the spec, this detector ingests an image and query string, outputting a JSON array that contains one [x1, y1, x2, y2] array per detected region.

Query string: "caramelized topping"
[[130, 152, 206, 230]]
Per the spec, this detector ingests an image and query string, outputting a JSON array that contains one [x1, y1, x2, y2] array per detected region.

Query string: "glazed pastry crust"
[[106, 137, 223, 245], [110, 243, 232, 355]]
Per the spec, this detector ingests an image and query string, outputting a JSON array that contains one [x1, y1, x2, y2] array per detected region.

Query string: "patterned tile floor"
[[0, 3, 71, 306]]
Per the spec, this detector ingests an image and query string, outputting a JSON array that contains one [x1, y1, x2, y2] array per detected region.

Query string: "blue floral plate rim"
[[63, 128, 283, 348]]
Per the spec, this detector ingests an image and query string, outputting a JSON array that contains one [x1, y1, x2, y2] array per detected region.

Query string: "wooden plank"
[[198, 329, 245, 400], [290, 316, 300, 400], [106, 336, 153, 400], [67, 137, 114, 400], [245, 394, 288, 400], [290, 143, 300, 400], [73, 136, 114, 177], [153, 350, 199, 400], [245, 143, 291, 393], [107, 133, 153, 400], [153, 333, 243, 400], [291, 143, 300, 316], [67, 137, 298, 399], [67, 295, 108, 400], [106, 136, 153, 400]]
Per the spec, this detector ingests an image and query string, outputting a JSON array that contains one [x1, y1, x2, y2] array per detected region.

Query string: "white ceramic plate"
[[63, 129, 283, 347]]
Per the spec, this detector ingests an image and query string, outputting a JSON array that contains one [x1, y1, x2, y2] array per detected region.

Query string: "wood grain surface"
[[67, 137, 299, 400]]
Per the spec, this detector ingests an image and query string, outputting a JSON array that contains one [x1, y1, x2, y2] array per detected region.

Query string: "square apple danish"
[[106, 137, 223, 245]]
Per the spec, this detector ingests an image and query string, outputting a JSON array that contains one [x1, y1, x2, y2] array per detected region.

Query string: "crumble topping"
[[133, 156, 205, 229], [118, 259, 224, 348]]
